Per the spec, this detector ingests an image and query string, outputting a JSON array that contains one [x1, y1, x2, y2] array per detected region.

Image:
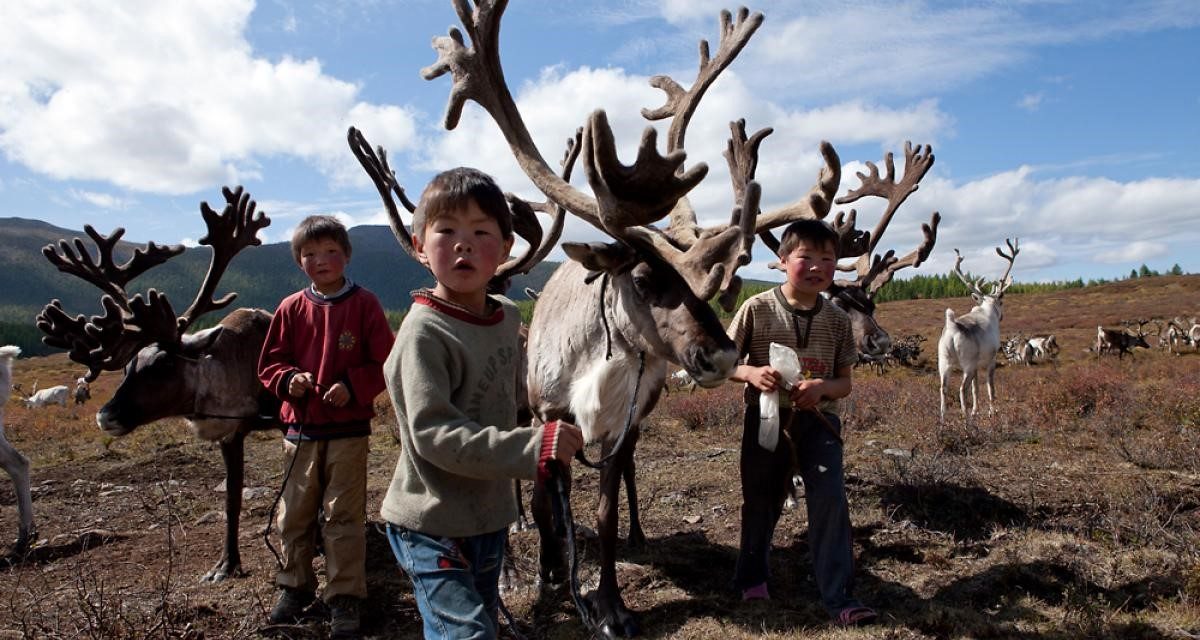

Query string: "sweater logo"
[[338, 331, 356, 351]]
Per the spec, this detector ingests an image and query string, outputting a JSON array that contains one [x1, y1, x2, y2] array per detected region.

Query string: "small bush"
[[658, 384, 743, 431]]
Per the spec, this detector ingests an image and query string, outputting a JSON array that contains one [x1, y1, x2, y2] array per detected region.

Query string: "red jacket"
[[258, 284, 394, 439]]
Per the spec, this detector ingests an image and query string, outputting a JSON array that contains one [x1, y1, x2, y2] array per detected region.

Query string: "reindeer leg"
[[500, 480, 525, 592], [0, 429, 34, 556], [589, 433, 641, 638], [958, 371, 970, 418], [532, 470, 566, 587], [203, 431, 247, 582], [511, 478, 531, 532], [623, 427, 646, 550], [986, 364, 997, 416]]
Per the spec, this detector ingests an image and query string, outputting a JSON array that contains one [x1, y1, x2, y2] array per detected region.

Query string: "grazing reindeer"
[[36, 187, 277, 582], [0, 346, 35, 555], [72, 377, 90, 405], [17, 382, 69, 409], [1027, 334, 1059, 364], [938, 239, 1020, 421], [1095, 321, 1151, 359], [416, 3, 938, 635]]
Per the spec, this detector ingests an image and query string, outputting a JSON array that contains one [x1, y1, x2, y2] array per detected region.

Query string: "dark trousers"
[[735, 404, 862, 614]]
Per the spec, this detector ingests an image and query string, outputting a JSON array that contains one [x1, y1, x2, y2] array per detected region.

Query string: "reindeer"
[[72, 377, 90, 405], [1095, 321, 1151, 359], [417, 4, 936, 635], [0, 346, 35, 555], [1027, 334, 1059, 364], [35, 187, 278, 582], [937, 239, 1020, 421], [760, 145, 941, 363], [20, 384, 69, 409]]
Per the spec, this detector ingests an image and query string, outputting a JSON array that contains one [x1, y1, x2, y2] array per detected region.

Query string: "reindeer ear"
[[181, 325, 224, 355], [561, 242, 637, 273]]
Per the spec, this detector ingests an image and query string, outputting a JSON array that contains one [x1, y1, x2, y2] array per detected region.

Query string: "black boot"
[[269, 587, 314, 624], [329, 595, 362, 639]]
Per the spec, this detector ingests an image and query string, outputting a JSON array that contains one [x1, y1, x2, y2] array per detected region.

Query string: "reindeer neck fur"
[[527, 262, 671, 440]]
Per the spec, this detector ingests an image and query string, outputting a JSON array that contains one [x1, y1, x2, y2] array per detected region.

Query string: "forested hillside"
[[0, 218, 553, 354]]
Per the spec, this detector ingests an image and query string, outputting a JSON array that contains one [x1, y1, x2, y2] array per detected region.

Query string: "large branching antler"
[[348, 125, 569, 293], [178, 186, 270, 330], [951, 238, 1019, 300], [990, 237, 1020, 297], [36, 187, 269, 381], [421, 0, 595, 220], [753, 141, 843, 256], [642, 8, 764, 154], [423, 2, 765, 306]]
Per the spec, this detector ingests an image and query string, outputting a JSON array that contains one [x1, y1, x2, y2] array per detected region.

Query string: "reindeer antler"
[[424, 4, 769, 306], [991, 237, 1020, 296], [642, 8, 764, 153], [36, 187, 270, 381], [349, 125, 569, 295], [178, 186, 270, 331]]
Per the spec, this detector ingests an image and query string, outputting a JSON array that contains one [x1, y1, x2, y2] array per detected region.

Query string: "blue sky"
[[2, 0, 1198, 284]]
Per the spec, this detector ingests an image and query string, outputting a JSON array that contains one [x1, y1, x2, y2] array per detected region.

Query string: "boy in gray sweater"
[[381, 167, 583, 639]]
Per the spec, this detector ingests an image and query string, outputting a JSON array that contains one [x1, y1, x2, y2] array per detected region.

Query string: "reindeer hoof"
[[202, 562, 245, 583]]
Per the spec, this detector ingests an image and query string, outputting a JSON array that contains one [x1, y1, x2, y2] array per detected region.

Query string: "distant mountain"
[[0, 217, 556, 354]]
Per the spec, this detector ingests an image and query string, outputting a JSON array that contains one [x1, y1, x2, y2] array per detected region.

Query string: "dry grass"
[[0, 275, 1198, 638]]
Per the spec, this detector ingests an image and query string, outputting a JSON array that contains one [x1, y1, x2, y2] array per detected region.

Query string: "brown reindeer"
[[416, 3, 937, 635], [36, 187, 275, 582], [1095, 320, 1152, 359]]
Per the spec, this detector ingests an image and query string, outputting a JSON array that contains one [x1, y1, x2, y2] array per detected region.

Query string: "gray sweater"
[[380, 291, 545, 537]]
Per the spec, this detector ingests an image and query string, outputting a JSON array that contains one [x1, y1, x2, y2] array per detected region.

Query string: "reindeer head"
[[35, 187, 270, 433], [950, 238, 1020, 318]]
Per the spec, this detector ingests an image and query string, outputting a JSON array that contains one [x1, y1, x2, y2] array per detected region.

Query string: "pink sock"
[[742, 583, 770, 601]]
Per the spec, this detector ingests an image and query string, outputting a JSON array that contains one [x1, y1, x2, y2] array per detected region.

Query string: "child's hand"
[[289, 372, 315, 398], [554, 421, 585, 466], [323, 382, 350, 407], [747, 366, 782, 393], [790, 378, 824, 410]]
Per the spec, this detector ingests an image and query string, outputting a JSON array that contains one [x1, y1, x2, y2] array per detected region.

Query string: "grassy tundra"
[[0, 274, 1197, 639]]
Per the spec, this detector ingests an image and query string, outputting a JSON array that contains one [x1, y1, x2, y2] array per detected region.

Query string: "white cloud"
[[1017, 93, 1045, 112], [1095, 241, 1168, 264], [0, 0, 418, 196], [69, 189, 130, 210]]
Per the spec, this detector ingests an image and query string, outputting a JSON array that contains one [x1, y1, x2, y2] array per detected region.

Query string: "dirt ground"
[[1, 276, 1199, 639]]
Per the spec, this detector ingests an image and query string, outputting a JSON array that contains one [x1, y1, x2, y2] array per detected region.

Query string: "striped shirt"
[[726, 287, 857, 415]]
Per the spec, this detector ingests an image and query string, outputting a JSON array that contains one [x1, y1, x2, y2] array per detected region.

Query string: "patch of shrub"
[[658, 384, 743, 431]]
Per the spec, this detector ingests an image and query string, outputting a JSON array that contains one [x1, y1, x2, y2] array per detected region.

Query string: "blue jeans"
[[386, 524, 507, 639]]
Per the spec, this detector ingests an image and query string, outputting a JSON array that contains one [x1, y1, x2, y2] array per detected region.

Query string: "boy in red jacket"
[[258, 214, 394, 639]]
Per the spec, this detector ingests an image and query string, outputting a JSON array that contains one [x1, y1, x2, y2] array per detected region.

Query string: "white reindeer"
[[0, 346, 35, 554], [21, 383, 69, 409], [938, 239, 1020, 421]]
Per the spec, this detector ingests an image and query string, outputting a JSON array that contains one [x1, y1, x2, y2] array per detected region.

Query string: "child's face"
[[298, 237, 348, 295], [780, 238, 837, 297], [414, 198, 513, 309]]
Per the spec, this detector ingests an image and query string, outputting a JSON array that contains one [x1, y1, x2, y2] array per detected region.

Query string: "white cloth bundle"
[[758, 342, 802, 451]]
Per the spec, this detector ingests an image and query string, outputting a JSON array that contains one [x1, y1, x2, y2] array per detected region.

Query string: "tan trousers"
[[276, 436, 368, 600]]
